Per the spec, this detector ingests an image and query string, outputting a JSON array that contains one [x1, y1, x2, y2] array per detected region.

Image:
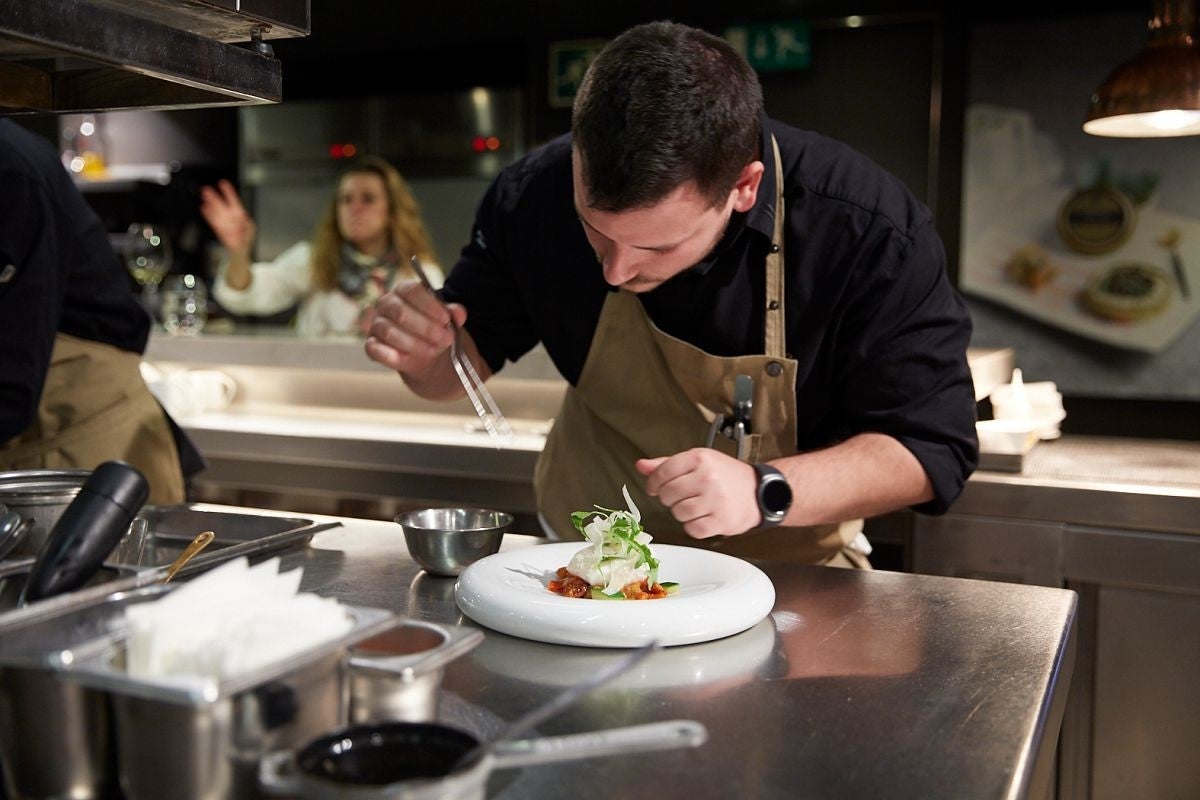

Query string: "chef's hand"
[[198, 180, 256, 257], [636, 448, 763, 539], [364, 280, 466, 385]]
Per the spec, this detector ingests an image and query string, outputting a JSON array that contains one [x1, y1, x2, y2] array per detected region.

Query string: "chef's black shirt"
[[0, 120, 150, 442], [442, 117, 979, 514]]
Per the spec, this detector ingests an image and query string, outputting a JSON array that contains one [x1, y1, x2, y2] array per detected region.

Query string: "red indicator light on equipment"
[[485, 137, 501, 151], [329, 143, 344, 159], [471, 136, 486, 153]]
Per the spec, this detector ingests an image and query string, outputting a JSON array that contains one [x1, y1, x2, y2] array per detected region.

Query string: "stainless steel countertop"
[[967, 436, 1200, 535], [269, 511, 1077, 800]]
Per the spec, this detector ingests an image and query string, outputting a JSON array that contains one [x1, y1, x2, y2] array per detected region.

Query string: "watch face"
[[761, 478, 792, 515]]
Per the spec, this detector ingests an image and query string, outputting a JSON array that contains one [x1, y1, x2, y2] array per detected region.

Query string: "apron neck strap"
[[764, 135, 786, 358]]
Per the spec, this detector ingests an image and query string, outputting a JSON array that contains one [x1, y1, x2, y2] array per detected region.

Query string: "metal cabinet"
[[912, 508, 1200, 800], [1059, 524, 1200, 800], [911, 512, 1064, 587]]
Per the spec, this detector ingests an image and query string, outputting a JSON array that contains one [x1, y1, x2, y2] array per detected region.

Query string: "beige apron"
[[536, 137, 867, 566], [0, 333, 185, 504]]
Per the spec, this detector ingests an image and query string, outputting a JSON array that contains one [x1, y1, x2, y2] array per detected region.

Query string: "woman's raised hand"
[[199, 179, 256, 258]]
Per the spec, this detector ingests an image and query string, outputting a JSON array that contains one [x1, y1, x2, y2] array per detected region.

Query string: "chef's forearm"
[[770, 433, 934, 526]]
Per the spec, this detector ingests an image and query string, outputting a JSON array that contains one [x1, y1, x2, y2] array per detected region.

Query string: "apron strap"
[[764, 135, 786, 359]]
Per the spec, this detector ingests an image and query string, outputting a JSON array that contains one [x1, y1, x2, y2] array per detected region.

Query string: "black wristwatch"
[[752, 463, 793, 528]]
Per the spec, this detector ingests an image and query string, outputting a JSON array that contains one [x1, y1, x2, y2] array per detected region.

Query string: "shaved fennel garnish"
[[567, 485, 660, 595]]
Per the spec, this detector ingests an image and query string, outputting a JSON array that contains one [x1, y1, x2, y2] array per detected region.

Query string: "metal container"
[[348, 621, 484, 725], [0, 469, 90, 558], [111, 649, 349, 800], [395, 509, 510, 577], [61, 604, 397, 800], [0, 581, 164, 800]]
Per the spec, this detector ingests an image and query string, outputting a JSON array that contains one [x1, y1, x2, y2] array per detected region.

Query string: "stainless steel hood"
[[0, 0, 309, 114]]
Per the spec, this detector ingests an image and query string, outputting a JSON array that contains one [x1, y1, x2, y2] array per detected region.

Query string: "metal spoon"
[[162, 530, 215, 583], [450, 639, 660, 774]]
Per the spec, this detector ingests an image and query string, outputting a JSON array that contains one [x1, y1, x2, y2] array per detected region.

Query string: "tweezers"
[[409, 256, 513, 447]]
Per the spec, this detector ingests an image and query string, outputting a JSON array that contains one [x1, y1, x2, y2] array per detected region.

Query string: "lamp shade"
[[1084, 0, 1200, 137]]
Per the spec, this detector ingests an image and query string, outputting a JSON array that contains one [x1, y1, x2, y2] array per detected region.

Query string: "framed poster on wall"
[[960, 13, 1200, 401]]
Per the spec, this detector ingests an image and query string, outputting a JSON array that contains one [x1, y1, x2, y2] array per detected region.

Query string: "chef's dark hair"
[[572, 20, 764, 212]]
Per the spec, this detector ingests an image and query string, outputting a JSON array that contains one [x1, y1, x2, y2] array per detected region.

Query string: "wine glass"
[[123, 223, 172, 317], [160, 274, 208, 336]]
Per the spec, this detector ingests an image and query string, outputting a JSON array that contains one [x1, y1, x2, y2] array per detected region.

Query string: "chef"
[[366, 21, 978, 567], [0, 120, 196, 503]]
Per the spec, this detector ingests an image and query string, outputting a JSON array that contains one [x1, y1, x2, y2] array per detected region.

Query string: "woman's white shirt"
[[212, 242, 443, 336]]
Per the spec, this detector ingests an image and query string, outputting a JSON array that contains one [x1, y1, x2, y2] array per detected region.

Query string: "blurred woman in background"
[[201, 156, 441, 336]]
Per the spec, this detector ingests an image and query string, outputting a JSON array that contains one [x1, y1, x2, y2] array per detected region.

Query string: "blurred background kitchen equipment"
[[989, 368, 1066, 440], [0, 504, 31, 562], [123, 222, 172, 318], [20, 461, 148, 605], [396, 508, 510, 577], [160, 273, 209, 335], [348, 621, 483, 724], [0, 469, 91, 558], [258, 719, 706, 800]]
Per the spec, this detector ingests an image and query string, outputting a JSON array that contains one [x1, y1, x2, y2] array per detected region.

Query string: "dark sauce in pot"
[[297, 722, 478, 785]]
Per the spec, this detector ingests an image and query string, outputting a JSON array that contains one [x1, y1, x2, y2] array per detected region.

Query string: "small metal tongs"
[[705, 374, 753, 460], [409, 256, 513, 447]]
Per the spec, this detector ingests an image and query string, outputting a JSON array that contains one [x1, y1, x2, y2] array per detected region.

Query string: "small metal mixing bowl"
[[396, 508, 511, 577]]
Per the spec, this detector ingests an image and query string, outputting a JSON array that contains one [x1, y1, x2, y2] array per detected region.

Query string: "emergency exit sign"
[[548, 38, 608, 109], [724, 21, 811, 73]]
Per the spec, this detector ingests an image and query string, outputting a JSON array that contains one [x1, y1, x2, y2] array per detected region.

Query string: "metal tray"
[[109, 504, 337, 576], [0, 506, 339, 632]]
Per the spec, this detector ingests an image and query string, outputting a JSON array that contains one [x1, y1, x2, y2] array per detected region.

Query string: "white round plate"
[[454, 543, 776, 648]]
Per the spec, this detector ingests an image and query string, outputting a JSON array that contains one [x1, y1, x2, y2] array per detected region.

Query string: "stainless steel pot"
[[0, 469, 90, 558], [258, 719, 707, 800], [348, 621, 484, 724]]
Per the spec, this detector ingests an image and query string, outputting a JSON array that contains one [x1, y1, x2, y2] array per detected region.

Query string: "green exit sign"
[[548, 38, 608, 109], [724, 21, 811, 73]]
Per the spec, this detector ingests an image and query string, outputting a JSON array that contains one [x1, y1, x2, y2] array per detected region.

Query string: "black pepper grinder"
[[21, 460, 149, 604]]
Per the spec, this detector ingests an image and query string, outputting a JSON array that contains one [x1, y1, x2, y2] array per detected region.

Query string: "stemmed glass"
[[123, 223, 172, 319]]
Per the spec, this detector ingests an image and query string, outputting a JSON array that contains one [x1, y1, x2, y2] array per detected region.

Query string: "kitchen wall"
[[47, 0, 1199, 437]]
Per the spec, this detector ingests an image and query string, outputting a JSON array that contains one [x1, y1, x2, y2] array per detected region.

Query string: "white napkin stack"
[[123, 557, 354, 687], [988, 369, 1066, 440]]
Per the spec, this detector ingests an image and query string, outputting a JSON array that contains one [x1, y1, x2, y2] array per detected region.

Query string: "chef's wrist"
[[752, 462, 793, 528]]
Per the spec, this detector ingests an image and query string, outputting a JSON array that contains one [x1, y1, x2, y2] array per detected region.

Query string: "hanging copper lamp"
[[1084, 0, 1200, 137]]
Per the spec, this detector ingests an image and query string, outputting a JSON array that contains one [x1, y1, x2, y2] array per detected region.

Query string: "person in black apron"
[[0, 120, 201, 503], [366, 21, 978, 567]]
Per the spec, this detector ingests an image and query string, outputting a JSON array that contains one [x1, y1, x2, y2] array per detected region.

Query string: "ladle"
[[450, 638, 659, 773], [162, 530, 216, 583]]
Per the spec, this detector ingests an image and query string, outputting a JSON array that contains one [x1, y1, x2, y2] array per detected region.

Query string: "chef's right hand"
[[364, 280, 467, 379], [199, 179, 256, 257]]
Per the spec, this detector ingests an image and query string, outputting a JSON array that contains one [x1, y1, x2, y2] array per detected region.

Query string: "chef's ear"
[[730, 161, 765, 213]]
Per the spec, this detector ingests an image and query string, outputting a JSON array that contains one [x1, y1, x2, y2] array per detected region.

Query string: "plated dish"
[[454, 542, 776, 648]]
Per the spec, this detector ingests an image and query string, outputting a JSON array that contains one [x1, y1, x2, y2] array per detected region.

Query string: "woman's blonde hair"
[[308, 156, 437, 292]]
